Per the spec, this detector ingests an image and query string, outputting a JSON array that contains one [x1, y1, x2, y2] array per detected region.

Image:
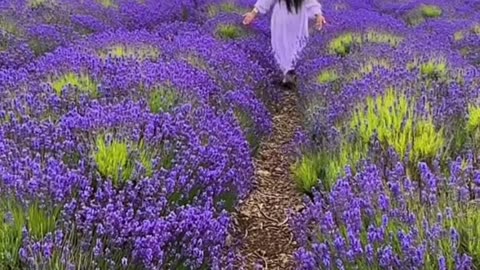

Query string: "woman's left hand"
[[315, 15, 327, 30]]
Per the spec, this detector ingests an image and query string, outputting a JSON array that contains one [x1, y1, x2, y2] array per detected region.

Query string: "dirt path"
[[233, 89, 304, 269]]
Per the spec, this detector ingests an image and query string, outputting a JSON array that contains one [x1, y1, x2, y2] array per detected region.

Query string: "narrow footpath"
[[233, 89, 305, 270]]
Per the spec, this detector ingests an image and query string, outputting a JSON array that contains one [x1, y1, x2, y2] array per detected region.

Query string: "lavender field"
[[1, 0, 480, 269]]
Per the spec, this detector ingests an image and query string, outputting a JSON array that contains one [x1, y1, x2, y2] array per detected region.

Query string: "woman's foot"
[[282, 70, 297, 89]]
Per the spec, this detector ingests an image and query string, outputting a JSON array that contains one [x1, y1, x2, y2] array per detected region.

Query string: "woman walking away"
[[243, 0, 326, 87]]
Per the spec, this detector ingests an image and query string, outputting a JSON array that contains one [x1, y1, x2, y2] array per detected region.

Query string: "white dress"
[[254, 0, 323, 75]]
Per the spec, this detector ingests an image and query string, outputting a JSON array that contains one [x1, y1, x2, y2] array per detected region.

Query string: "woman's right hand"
[[243, 11, 257, 25]]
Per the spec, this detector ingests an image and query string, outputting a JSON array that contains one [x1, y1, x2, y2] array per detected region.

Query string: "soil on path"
[[233, 88, 305, 270]]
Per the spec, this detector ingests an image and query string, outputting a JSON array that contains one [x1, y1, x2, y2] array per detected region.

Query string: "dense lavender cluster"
[[293, 0, 480, 269], [0, 0, 275, 269]]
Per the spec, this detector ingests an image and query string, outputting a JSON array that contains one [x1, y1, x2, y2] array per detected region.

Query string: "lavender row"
[[292, 0, 480, 268], [1, 0, 275, 269]]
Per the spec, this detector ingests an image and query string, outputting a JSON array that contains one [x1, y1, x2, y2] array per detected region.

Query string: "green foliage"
[[454, 31, 465, 41], [94, 135, 174, 185], [29, 0, 52, 8], [364, 31, 403, 47], [234, 109, 260, 154], [474, 24, 480, 35], [350, 88, 444, 163], [454, 204, 480, 266], [293, 154, 321, 193], [467, 105, 480, 133], [412, 120, 445, 162], [98, 0, 116, 8], [98, 44, 160, 60], [420, 5, 443, 18], [94, 136, 134, 185], [328, 33, 360, 57], [50, 72, 99, 97], [0, 18, 19, 35], [406, 5, 442, 26], [293, 140, 366, 193], [348, 58, 391, 81], [317, 69, 339, 84], [328, 31, 402, 57], [148, 86, 180, 114], [216, 24, 246, 40], [420, 59, 448, 79], [207, 2, 248, 17], [184, 53, 210, 71], [1, 197, 60, 268]]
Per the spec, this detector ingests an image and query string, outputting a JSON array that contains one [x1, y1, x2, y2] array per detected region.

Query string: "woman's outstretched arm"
[[304, 0, 326, 29], [254, 0, 276, 14], [304, 0, 323, 17], [243, 0, 275, 25]]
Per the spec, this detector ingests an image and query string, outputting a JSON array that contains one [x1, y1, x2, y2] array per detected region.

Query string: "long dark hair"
[[282, 0, 304, 13]]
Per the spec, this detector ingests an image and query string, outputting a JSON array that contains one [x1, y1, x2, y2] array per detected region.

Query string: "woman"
[[243, 0, 326, 87]]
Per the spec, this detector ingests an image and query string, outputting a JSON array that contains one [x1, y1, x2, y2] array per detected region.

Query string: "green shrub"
[[234, 109, 260, 154], [216, 24, 246, 40], [97, 44, 160, 60], [317, 69, 339, 84], [420, 60, 448, 79], [350, 88, 444, 163], [406, 5, 443, 26], [474, 24, 480, 35], [421, 5, 443, 18], [1, 197, 60, 268], [207, 2, 247, 17], [364, 31, 403, 47], [50, 72, 99, 97], [98, 0, 116, 8], [94, 136, 134, 185], [328, 33, 360, 57], [328, 31, 402, 57], [148, 86, 180, 114], [293, 140, 366, 193], [348, 58, 391, 81], [454, 31, 465, 41], [467, 105, 480, 133]]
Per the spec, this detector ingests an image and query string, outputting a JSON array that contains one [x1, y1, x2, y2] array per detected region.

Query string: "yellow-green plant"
[[420, 5, 443, 18], [97, 0, 116, 8], [411, 120, 445, 162], [317, 69, 339, 84], [216, 24, 246, 40], [350, 88, 444, 163], [328, 31, 402, 57], [0, 18, 19, 35], [467, 105, 480, 133], [1, 197, 60, 268], [293, 140, 366, 192], [328, 33, 361, 57], [407, 57, 449, 81], [207, 2, 248, 17], [474, 24, 480, 35], [364, 31, 403, 47], [148, 86, 180, 114], [420, 59, 448, 79], [234, 109, 260, 153], [50, 72, 99, 97], [29, 0, 53, 8], [94, 136, 134, 185], [98, 44, 160, 60], [406, 5, 443, 26], [454, 31, 465, 41], [348, 58, 391, 80], [453, 204, 480, 266]]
